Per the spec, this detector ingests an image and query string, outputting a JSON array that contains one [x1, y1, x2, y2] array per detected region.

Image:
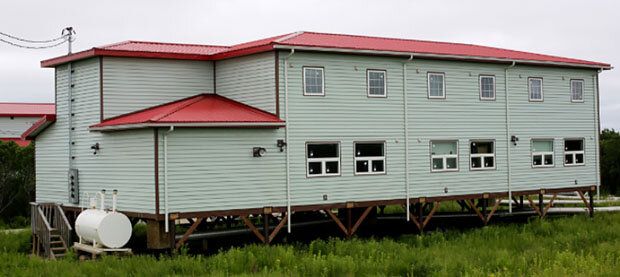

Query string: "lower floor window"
[[470, 141, 495, 170], [431, 141, 458, 172], [532, 139, 554, 167], [307, 143, 340, 177], [354, 142, 386, 175], [564, 139, 585, 166]]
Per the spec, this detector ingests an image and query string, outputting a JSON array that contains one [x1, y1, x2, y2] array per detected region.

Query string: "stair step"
[[50, 240, 63, 244], [54, 253, 66, 258], [50, 234, 61, 239], [51, 247, 66, 252]]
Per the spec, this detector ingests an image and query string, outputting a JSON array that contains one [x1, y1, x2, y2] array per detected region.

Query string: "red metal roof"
[[90, 94, 285, 131], [0, 138, 31, 147], [0, 103, 55, 117], [41, 31, 611, 69]]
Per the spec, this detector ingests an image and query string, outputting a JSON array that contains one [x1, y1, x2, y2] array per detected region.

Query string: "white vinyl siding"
[[303, 67, 325, 96], [367, 70, 387, 97], [479, 75, 495, 100], [427, 73, 445, 99], [571, 79, 584, 102], [528, 77, 543, 101], [532, 139, 554, 167]]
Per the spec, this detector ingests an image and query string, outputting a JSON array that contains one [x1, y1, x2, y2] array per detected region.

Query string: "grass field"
[[1, 213, 619, 276]]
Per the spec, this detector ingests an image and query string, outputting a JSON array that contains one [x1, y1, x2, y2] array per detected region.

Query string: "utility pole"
[[62, 27, 76, 54]]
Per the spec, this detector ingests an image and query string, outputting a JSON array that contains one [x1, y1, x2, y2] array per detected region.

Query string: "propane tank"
[[75, 190, 132, 248]]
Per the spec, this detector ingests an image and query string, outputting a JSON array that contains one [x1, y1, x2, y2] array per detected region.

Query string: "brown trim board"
[[99, 56, 104, 122], [275, 50, 280, 117], [154, 128, 159, 216]]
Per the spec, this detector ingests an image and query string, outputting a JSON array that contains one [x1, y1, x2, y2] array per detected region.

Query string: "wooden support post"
[[268, 214, 288, 243], [525, 195, 542, 217], [326, 207, 373, 239], [240, 215, 265, 244], [482, 197, 488, 226], [168, 220, 175, 254], [402, 204, 422, 231], [542, 193, 558, 217], [511, 197, 519, 207], [349, 206, 373, 238], [589, 188, 595, 218], [325, 209, 348, 236], [485, 199, 502, 224], [465, 199, 486, 223], [417, 202, 423, 233], [175, 217, 204, 250], [538, 193, 544, 217], [263, 213, 270, 245], [347, 207, 352, 239], [520, 196, 524, 208], [422, 202, 441, 228]]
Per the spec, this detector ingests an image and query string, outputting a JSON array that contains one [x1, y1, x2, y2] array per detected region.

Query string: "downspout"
[[593, 70, 602, 200], [403, 54, 413, 221], [163, 126, 174, 232], [68, 62, 73, 171], [505, 61, 516, 213], [284, 49, 295, 233]]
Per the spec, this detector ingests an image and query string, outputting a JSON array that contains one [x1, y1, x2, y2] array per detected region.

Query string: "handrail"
[[37, 206, 52, 231], [55, 204, 73, 231]]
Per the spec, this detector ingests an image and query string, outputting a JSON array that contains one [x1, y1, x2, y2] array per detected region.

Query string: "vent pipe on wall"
[[403, 54, 413, 221]]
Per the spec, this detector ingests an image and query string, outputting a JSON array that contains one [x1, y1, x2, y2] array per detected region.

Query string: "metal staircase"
[[30, 203, 72, 259]]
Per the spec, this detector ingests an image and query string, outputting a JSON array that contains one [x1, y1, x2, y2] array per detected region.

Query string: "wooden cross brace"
[[525, 193, 558, 217], [402, 201, 441, 233], [465, 198, 503, 224], [576, 190, 594, 217], [325, 206, 373, 239], [240, 214, 289, 244]]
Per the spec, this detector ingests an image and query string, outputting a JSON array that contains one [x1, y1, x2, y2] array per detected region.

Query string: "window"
[[427, 73, 445, 99], [529, 77, 543, 101], [479, 75, 495, 100], [532, 139, 554, 167], [303, 67, 325, 96], [571, 79, 584, 102], [431, 141, 458, 172], [306, 143, 340, 177], [354, 142, 386, 175], [470, 141, 495, 170], [367, 70, 387, 97], [564, 139, 585, 166]]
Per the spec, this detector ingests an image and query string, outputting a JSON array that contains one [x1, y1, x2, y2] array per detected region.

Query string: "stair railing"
[[30, 202, 73, 258]]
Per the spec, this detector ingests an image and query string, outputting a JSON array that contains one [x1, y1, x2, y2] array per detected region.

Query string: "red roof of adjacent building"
[[41, 31, 611, 69], [0, 103, 55, 117], [0, 138, 31, 147], [90, 94, 285, 131]]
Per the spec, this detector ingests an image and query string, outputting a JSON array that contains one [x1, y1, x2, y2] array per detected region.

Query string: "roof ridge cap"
[[150, 94, 207, 122], [123, 40, 230, 48], [273, 31, 304, 43]]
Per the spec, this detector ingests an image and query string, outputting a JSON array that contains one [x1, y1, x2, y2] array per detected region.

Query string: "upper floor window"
[[571, 79, 584, 102], [564, 139, 585, 166], [306, 142, 340, 177], [529, 77, 543, 101], [367, 70, 387, 97], [303, 67, 325, 96], [532, 139, 554, 167], [470, 140, 495, 170], [354, 142, 386, 175], [427, 73, 445, 99], [431, 141, 458, 172], [479, 75, 495, 100]]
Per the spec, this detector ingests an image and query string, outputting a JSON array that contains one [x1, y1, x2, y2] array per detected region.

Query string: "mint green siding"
[[158, 128, 286, 213], [36, 58, 156, 213], [0, 117, 39, 138], [102, 57, 214, 119], [215, 52, 277, 114]]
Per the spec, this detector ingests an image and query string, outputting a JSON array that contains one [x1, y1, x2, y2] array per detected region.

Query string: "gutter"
[[272, 45, 612, 70], [89, 122, 286, 132], [505, 61, 516, 213]]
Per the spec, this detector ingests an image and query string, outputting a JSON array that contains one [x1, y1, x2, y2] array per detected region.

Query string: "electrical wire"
[[0, 31, 66, 43], [0, 37, 68, 49]]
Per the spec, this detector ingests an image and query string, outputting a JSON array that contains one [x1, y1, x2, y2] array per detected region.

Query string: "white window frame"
[[430, 140, 458, 172], [571, 79, 584, 103], [479, 75, 496, 101], [528, 77, 544, 102], [427, 72, 446, 99], [532, 139, 554, 168], [564, 138, 585, 166], [367, 69, 387, 98], [354, 141, 386, 175], [470, 140, 496, 171], [303, 66, 325, 96], [306, 142, 340, 177]]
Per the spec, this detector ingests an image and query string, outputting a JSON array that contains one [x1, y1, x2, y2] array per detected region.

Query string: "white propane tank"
[[75, 209, 132, 248]]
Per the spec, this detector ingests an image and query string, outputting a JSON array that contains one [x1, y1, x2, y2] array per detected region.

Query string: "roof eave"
[[21, 114, 56, 140], [90, 122, 286, 132], [272, 45, 612, 70]]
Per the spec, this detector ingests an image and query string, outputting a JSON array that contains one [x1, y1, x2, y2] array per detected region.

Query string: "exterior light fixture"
[[511, 136, 519, 146], [277, 139, 287, 152], [253, 147, 267, 157]]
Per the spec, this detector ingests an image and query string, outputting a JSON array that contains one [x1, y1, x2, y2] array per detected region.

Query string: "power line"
[[0, 31, 66, 43], [0, 37, 68, 49]]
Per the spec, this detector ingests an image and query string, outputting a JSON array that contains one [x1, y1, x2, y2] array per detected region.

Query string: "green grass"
[[2, 213, 620, 276]]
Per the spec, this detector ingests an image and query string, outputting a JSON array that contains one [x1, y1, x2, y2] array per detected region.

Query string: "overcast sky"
[[1, 0, 618, 129]]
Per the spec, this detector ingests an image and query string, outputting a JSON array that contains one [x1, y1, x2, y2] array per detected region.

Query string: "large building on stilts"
[[25, 32, 610, 252]]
